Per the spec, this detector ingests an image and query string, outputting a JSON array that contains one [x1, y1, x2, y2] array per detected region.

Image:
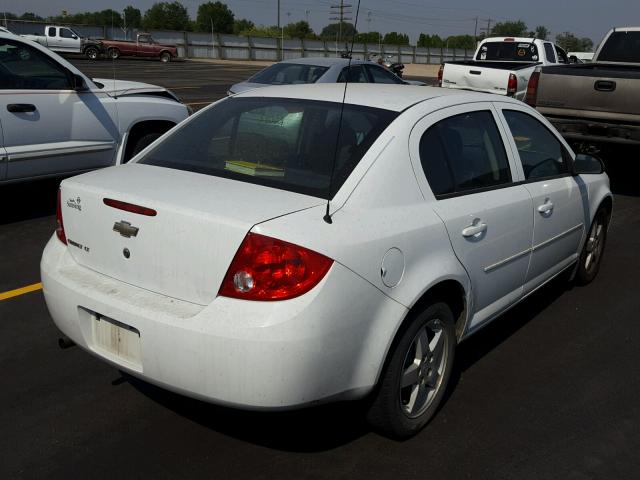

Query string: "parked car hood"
[[92, 78, 180, 101]]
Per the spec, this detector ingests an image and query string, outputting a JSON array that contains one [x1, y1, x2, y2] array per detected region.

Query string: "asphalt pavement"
[[1, 58, 639, 479]]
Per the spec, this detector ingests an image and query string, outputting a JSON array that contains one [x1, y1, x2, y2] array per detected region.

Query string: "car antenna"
[[324, 0, 361, 224]]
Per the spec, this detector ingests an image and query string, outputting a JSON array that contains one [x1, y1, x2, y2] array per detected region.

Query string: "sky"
[[3, 0, 640, 45]]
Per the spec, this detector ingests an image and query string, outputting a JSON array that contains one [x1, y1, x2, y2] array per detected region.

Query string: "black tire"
[[576, 206, 609, 285], [85, 46, 99, 60], [128, 132, 163, 161], [108, 48, 120, 60], [366, 302, 456, 439], [159, 51, 171, 63]]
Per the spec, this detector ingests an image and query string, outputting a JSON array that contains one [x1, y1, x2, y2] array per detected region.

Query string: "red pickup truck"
[[99, 33, 178, 63]]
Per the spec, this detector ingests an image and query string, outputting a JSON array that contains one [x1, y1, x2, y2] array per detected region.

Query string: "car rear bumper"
[[543, 114, 640, 145], [41, 236, 406, 409]]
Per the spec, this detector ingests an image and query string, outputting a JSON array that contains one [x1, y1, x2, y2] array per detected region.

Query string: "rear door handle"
[[469, 70, 482, 75], [462, 221, 487, 237], [594, 80, 616, 92], [537, 201, 554, 214], [7, 103, 36, 113]]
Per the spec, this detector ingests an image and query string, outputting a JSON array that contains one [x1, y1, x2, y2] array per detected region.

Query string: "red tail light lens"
[[56, 189, 67, 245], [507, 73, 518, 96], [525, 70, 540, 107], [103, 198, 157, 216], [437, 64, 444, 86], [219, 233, 333, 301]]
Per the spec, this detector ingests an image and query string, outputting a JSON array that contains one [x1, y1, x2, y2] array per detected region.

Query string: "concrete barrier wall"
[[5, 19, 473, 64]]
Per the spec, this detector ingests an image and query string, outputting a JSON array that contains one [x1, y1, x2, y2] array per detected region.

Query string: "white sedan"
[[41, 84, 611, 438]]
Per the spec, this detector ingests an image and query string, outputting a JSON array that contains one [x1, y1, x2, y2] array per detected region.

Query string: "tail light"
[[56, 189, 67, 245], [437, 64, 444, 86], [525, 70, 540, 107], [104, 198, 157, 216], [507, 73, 517, 96], [219, 233, 333, 301]]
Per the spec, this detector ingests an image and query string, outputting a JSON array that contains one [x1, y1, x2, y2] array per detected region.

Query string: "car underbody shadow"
[[444, 272, 573, 404], [121, 372, 371, 452]]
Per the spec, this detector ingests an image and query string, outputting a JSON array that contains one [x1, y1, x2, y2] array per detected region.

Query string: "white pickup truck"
[[22, 25, 83, 53], [439, 37, 571, 101], [0, 31, 190, 184]]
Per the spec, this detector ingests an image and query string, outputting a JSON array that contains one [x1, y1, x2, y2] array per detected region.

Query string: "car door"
[[0, 39, 119, 181], [496, 103, 585, 293], [58, 27, 80, 53], [409, 103, 534, 330], [0, 119, 7, 180], [137, 35, 155, 57]]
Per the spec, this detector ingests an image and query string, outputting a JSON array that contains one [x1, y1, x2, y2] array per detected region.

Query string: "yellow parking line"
[[0, 282, 43, 301]]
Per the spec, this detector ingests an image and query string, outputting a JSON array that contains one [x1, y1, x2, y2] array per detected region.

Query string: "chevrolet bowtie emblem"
[[113, 220, 139, 238]]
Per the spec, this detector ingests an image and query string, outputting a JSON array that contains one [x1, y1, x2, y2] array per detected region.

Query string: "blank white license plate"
[[92, 315, 142, 370]]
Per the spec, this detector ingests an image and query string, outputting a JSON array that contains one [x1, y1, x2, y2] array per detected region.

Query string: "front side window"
[[250, 63, 329, 85], [365, 65, 404, 84], [0, 40, 71, 90], [60, 28, 76, 39], [419, 111, 512, 197], [476, 41, 539, 62], [139, 97, 398, 199], [502, 110, 569, 180], [138, 35, 152, 44], [555, 46, 569, 64]]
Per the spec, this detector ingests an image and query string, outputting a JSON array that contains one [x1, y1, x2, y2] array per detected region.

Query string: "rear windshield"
[[476, 41, 539, 62], [139, 97, 398, 199], [249, 63, 329, 85], [597, 31, 640, 63]]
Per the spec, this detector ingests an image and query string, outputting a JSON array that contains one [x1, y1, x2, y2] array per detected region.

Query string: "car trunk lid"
[[59, 164, 323, 305]]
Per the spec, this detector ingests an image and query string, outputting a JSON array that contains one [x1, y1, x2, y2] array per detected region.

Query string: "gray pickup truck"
[[526, 27, 640, 150]]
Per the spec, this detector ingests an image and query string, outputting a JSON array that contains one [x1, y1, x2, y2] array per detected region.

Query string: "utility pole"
[[305, 10, 310, 24], [277, 0, 282, 60], [479, 18, 492, 38], [474, 17, 478, 41], [329, 1, 352, 46]]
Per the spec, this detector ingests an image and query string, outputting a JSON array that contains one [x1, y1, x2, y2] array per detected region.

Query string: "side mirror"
[[72, 73, 89, 91], [72, 34, 78, 39], [573, 153, 605, 175]]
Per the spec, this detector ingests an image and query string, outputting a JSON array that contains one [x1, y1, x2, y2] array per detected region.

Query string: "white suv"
[[0, 31, 189, 184], [41, 84, 611, 438]]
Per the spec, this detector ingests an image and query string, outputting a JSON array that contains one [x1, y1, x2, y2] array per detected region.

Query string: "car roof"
[[234, 83, 518, 112], [278, 57, 370, 67]]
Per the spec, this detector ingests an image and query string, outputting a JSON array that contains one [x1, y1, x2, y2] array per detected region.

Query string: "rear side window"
[[476, 41, 539, 62], [597, 31, 640, 63], [502, 110, 569, 180], [365, 65, 404, 84], [47, 27, 56, 37], [250, 63, 329, 85], [337, 65, 369, 83], [140, 97, 398, 199], [419, 111, 512, 197], [544, 43, 556, 63]]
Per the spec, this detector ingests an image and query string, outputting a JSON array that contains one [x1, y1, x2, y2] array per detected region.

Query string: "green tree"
[[555, 32, 594, 52], [320, 22, 357, 42], [284, 20, 313, 39], [445, 35, 476, 49], [84, 9, 123, 27], [354, 31, 381, 43], [417, 33, 444, 48], [19, 12, 44, 21], [233, 18, 254, 35], [243, 25, 280, 37], [143, 2, 191, 31], [123, 6, 142, 29], [382, 32, 409, 45], [196, 1, 234, 33], [491, 20, 528, 37], [528, 25, 549, 40]]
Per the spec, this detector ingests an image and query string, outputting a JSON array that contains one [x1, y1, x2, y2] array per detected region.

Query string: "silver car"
[[228, 57, 423, 95]]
